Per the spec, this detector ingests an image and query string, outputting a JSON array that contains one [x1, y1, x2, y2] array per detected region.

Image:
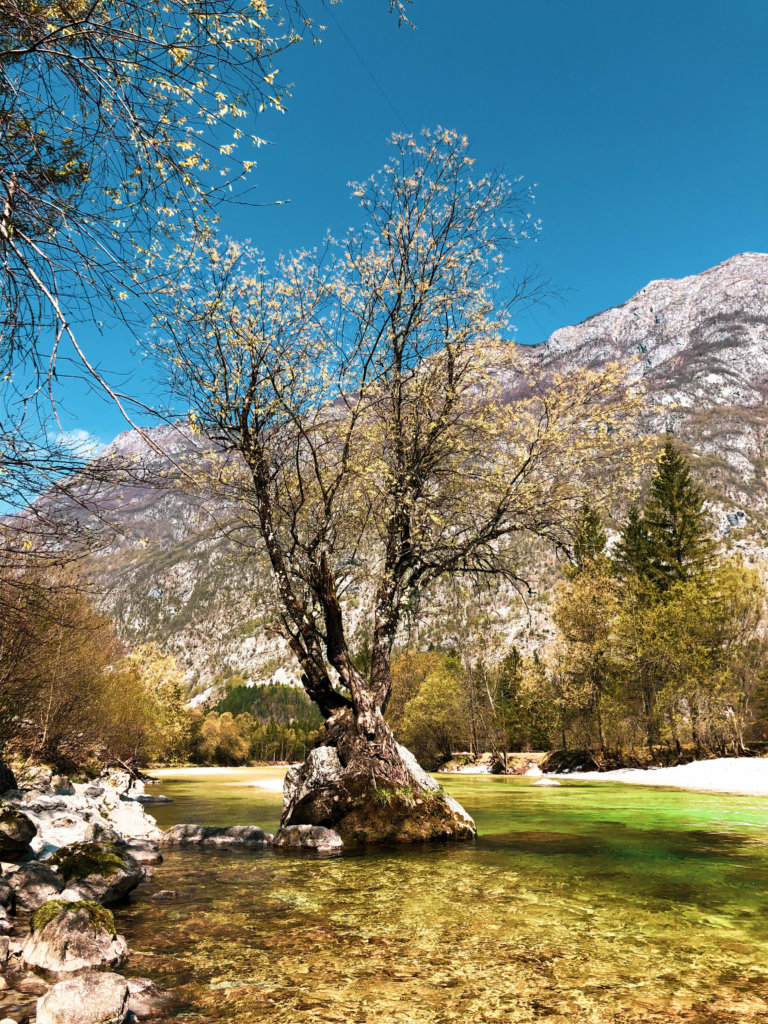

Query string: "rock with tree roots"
[[36, 971, 130, 1024], [22, 901, 128, 973], [47, 842, 144, 905], [281, 737, 476, 845]]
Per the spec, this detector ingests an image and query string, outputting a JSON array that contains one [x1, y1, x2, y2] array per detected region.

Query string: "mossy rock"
[[48, 842, 126, 884], [0, 806, 36, 855], [31, 899, 117, 937]]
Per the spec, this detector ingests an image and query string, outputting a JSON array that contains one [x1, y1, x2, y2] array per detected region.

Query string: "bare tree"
[[156, 129, 641, 842]]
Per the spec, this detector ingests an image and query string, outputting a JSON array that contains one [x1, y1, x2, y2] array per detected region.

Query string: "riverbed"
[[117, 768, 768, 1023]]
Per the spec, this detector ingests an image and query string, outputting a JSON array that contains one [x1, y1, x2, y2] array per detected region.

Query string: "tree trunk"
[[281, 700, 477, 844]]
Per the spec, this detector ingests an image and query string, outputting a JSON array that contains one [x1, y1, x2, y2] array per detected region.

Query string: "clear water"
[[118, 769, 768, 1023]]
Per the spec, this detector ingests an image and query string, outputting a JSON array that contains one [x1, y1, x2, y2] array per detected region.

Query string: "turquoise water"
[[117, 770, 768, 1023]]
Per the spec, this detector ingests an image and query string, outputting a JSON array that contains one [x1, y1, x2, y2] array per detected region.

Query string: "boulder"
[[0, 761, 17, 796], [0, 874, 15, 911], [273, 825, 343, 854], [47, 843, 144, 905], [123, 793, 171, 804], [8, 862, 64, 912], [36, 971, 129, 1024], [533, 778, 562, 787], [0, 808, 36, 860], [83, 825, 124, 847], [160, 824, 272, 847], [22, 901, 127, 973], [83, 785, 105, 800], [51, 777, 75, 797], [126, 977, 172, 1017], [282, 746, 344, 824], [124, 838, 162, 865]]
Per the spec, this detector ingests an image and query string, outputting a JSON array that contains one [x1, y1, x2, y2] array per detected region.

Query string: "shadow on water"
[[115, 769, 768, 1024]]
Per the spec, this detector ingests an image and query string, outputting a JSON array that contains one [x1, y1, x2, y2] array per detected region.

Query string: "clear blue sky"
[[65, 0, 768, 450]]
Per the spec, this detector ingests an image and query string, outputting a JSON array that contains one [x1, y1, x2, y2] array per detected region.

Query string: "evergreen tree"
[[643, 437, 713, 590], [570, 502, 607, 573], [614, 438, 713, 592], [613, 506, 655, 582]]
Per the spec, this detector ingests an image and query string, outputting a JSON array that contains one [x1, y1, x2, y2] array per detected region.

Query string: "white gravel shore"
[[553, 757, 768, 796]]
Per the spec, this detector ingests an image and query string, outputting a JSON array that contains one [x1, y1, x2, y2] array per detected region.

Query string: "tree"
[[570, 502, 607, 574], [156, 129, 641, 842], [614, 438, 712, 591]]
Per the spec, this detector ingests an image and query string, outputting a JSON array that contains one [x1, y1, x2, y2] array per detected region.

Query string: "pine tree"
[[614, 437, 713, 591], [570, 502, 607, 573]]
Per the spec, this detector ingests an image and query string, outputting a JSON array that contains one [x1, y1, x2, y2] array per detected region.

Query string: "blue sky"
[[62, 0, 768, 452]]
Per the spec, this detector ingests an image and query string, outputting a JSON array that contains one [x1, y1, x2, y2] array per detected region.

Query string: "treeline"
[[0, 573, 189, 770], [385, 439, 768, 766], [187, 684, 322, 765]]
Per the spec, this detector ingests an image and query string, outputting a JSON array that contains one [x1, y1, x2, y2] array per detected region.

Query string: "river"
[[117, 768, 768, 1023]]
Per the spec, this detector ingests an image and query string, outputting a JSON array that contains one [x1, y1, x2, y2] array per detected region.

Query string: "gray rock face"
[[8, 862, 64, 911], [0, 808, 37, 859], [273, 824, 343, 854], [160, 824, 272, 847], [83, 824, 123, 847], [22, 902, 128, 973], [282, 746, 343, 824], [36, 971, 129, 1024], [47, 842, 145, 905]]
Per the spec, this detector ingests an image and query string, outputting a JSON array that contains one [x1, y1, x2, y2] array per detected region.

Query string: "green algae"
[[31, 899, 117, 936], [48, 841, 126, 883], [116, 771, 768, 1024]]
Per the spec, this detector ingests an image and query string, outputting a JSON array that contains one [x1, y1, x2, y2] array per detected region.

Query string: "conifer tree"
[[614, 437, 713, 591], [571, 502, 607, 573]]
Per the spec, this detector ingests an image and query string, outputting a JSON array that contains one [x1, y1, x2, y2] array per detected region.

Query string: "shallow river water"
[[117, 769, 768, 1024]]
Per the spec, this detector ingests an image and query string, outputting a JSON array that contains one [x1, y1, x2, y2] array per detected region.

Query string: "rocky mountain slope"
[[45, 253, 768, 693]]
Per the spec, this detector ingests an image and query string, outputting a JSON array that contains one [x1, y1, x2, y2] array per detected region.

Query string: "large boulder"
[[47, 842, 144, 905], [0, 807, 36, 860], [273, 824, 343, 854], [282, 742, 477, 844], [160, 824, 272, 847], [8, 861, 64, 911], [36, 971, 129, 1024], [22, 901, 127, 973]]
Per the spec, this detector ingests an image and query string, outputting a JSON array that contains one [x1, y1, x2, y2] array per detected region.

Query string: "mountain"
[[43, 254, 768, 694]]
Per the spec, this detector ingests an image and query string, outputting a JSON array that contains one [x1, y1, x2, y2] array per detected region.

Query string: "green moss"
[[30, 899, 117, 936], [48, 842, 125, 883]]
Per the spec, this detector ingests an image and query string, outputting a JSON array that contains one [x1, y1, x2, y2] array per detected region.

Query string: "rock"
[[83, 825, 124, 847], [47, 843, 145, 905], [533, 778, 562, 787], [51, 777, 75, 797], [124, 839, 162, 865], [282, 746, 344, 823], [0, 874, 15, 911], [0, 934, 9, 963], [160, 824, 272, 847], [273, 825, 343, 854], [151, 890, 178, 900], [36, 971, 129, 1024], [8, 862, 64, 911], [17, 972, 50, 995], [126, 977, 172, 1017], [22, 901, 127, 974], [0, 762, 17, 796], [524, 764, 544, 778], [0, 809, 36, 860], [83, 786, 105, 800], [122, 794, 171, 804]]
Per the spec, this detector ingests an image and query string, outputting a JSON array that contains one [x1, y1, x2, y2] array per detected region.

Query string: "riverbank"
[[553, 756, 768, 795]]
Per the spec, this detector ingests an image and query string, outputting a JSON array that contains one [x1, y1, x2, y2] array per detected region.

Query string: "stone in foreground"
[[48, 842, 145, 905], [36, 971, 129, 1024], [8, 861, 64, 911], [22, 901, 128, 973], [0, 808, 36, 860], [273, 825, 343, 854], [160, 824, 272, 847]]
